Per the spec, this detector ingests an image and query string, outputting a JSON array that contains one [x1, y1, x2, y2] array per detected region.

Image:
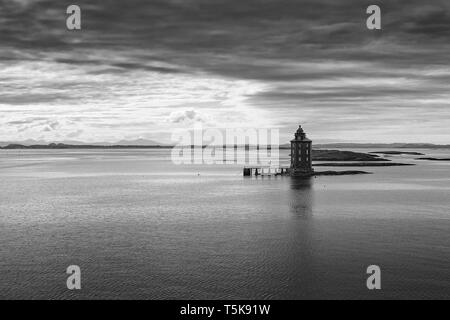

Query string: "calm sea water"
[[0, 148, 449, 299]]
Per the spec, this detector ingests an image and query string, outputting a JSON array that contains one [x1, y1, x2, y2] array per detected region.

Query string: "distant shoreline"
[[0, 145, 390, 163], [1, 143, 449, 150], [0, 144, 172, 150]]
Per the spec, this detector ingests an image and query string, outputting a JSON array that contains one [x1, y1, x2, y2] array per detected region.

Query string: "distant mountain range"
[[0, 139, 166, 148], [1, 140, 449, 149]]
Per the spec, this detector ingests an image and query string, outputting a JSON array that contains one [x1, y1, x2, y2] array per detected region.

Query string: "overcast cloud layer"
[[0, 0, 449, 143]]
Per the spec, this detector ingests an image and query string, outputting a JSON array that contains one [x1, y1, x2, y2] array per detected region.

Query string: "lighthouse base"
[[290, 167, 315, 177]]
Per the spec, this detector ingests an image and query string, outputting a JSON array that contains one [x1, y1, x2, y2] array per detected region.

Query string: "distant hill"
[[0, 139, 48, 147], [0, 138, 166, 148], [0, 143, 171, 149], [1, 140, 448, 150], [0, 139, 107, 147]]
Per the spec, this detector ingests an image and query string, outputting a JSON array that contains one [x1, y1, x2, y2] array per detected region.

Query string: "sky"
[[0, 0, 449, 144]]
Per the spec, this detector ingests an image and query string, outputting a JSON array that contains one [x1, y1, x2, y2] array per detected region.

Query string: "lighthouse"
[[290, 125, 314, 176]]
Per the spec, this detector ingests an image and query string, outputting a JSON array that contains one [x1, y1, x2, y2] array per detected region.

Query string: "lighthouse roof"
[[292, 124, 311, 141]]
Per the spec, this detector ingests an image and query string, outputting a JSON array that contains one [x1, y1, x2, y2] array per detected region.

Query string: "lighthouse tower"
[[290, 125, 314, 176]]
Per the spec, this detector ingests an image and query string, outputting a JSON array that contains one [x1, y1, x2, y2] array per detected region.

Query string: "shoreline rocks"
[[314, 162, 414, 167], [369, 151, 424, 155]]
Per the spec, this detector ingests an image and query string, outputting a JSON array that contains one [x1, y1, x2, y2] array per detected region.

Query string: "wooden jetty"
[[243, 166, 291, 176]]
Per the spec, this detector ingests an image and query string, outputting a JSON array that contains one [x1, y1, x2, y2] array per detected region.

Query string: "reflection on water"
[[289, 177, 314, 219], [0, 149, 449, 299]]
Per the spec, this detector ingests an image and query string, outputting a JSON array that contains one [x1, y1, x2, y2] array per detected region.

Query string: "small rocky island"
[[313, 162, 414, 167], [313, 149, 386, 161], [310, 149, 414, 167], [415, 157, 450, 161], [369, 151, 425, 156]]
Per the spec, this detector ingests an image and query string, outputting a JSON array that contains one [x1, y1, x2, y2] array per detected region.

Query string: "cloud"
[[168, 109, 205, 124], [0, 0, 449, 143]]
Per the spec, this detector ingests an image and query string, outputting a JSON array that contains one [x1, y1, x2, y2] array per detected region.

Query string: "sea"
[[0, 148, 449, 299]]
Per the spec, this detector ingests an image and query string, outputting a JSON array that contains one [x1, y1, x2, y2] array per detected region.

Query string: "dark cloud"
[[1, 0, 448, 78], [2, 0, 448, 70]]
